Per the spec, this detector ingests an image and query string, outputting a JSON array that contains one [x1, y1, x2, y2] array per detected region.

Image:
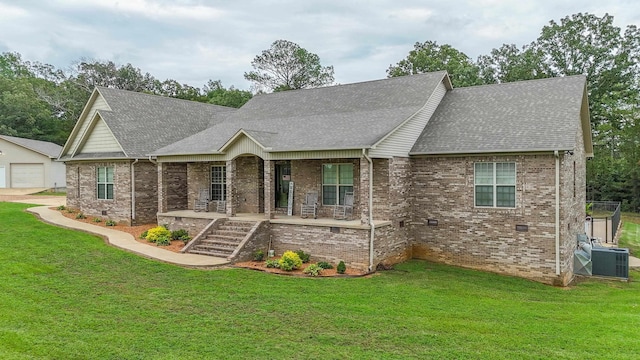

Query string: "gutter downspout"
[[554, 150, 560, 276], [131, 158, 139, 221], [362, 149, 375, 272]]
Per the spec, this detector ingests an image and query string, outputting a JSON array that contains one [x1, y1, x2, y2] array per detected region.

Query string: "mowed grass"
[[620, 213, 640, 255], [1, 202, 639, 359]]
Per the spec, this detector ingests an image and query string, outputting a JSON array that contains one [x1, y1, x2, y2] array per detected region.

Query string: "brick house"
[[60, 72, 592, 285]]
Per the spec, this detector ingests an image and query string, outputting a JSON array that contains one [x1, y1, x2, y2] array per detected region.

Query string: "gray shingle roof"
[[410, 75, 587, 155], [152, 72, 448, 155], [0, 135, 62, 158], [95, 87, 235, 158]]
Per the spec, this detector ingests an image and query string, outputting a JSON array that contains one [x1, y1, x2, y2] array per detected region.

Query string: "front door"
[[0, 166, 5, 188], [275, 162, 291, 208]]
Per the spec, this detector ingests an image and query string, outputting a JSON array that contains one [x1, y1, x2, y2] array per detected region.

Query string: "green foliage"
[[253, 250, 265, 262], [171, 229, 191, 244], [56, 205, 66, 211], [387, 41, 484, 87], [105, 220, 116, 227], [140, 230, 149, 239], [295, 249, 310, 263], [317, 261, 333, 269], [303, 263, 323, 276], [337, 261, 346, 274], [204, 80, 252, 108], [145, 226, 171, 245], [92, 217, 102, 223], [65, 208, 74, 213], [264, 259, 280, 268], [75, 213, 86, 219], [278, 250, 302, 271], [244, 39, 334, 92]]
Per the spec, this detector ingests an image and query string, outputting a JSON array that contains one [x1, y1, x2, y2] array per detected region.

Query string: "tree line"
[[1, 12, 638, 211]]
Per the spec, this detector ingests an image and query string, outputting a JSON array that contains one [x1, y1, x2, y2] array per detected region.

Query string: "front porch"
[[157, 210, 395, 269], [158, 209, 381, 229]]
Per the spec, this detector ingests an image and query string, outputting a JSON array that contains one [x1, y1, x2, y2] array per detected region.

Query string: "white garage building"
[[0, 135, 66, 190]]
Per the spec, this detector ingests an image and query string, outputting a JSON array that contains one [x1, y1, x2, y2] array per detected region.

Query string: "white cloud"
[[61, 0, 226, 21], [388, 8, 434, 22]]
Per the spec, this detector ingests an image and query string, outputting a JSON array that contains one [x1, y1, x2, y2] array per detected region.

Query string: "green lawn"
[[1, 202, 639, 359], [620, 213, 640, 255]]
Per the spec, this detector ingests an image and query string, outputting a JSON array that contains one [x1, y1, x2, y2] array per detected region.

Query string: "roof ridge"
[[95, 86, 235, 111], [452, 74, 586, 92], [252, 71, 447, 98]]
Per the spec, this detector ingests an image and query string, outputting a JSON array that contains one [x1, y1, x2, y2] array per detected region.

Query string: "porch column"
[[226, 159, 236, 217], [359, 157, 371, 225], [157, 162, 167, 213], [264, 160, 275, 219]]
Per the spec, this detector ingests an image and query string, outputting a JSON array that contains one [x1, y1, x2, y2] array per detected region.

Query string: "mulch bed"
[[54, 207, 186, 252], [235, 260, 369, 277]]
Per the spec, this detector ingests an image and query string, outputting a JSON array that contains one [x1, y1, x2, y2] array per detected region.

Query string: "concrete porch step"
[[186, 219, 257, 258], [206, 234, 245, 242], [193, 243, 236, 252], [189, 249, 232, 258], [212, 229, 248, 237], [201, 238, 242, 247]]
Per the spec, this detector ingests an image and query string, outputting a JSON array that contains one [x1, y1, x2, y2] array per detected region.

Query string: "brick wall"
[[235, 156, 264, 214], [157, 214, 213, 237], [270, 223, 370, 269], [558, 127, 588, 285], [65, 161, 133, 224], [132, 161, 158, 225], [159, 163, 187, 212], [411, 154, 564, 284]]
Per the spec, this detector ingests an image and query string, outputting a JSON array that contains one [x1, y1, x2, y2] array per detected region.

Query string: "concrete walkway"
[[27, 206, 229, 268]]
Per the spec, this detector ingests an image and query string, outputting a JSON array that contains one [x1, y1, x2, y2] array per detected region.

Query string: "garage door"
[[11, 164, 45, 188]]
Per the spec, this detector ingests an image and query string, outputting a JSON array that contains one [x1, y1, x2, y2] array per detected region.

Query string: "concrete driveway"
[[0, 188, 65, 207]]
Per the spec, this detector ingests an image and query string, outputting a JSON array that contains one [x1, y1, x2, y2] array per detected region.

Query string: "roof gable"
[[410, 75, 590, 155], [76, 113, 125, 155], [60, 87, 236, 160], [0, 135, 62, 158]]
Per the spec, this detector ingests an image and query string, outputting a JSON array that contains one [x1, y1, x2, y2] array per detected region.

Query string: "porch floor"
[[158, 210, 391, 229]]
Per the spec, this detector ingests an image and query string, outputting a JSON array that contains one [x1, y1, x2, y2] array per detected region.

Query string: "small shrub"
[[317, 261, 333, 269], [105, 220, 117, 226], [66, 208, 74, 213], [171, 229, 191, 244], [57, 205, 66, 211], [140, 230, 149, 239], [295, 249, 311, 263], [253, 250, 265, 261], [92, 217, 102, 223], [278, 250, 302, 271], [265, 259, 280, 268], [337, 261, 346, 274], [75, 213, 86, 219], [303, 264, 323, 277], [155, 236, 171, 246], [145, 226, 171, 245]]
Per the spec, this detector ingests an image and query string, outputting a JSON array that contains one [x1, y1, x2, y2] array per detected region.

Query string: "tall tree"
[[387, 41, 484, 87], [204, 80, 252, 108], [244, 40, 335, 92], [477, 44, 551, 84]]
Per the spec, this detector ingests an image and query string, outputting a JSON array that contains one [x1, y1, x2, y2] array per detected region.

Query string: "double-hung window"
[[211, 165, 226, 201], [97, 166, 114, 200], [474, 162, 515, 208], [322, 164, 353, 205]]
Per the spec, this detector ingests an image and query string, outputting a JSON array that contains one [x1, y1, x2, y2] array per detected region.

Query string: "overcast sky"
[[1, 1, 639, 91]]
